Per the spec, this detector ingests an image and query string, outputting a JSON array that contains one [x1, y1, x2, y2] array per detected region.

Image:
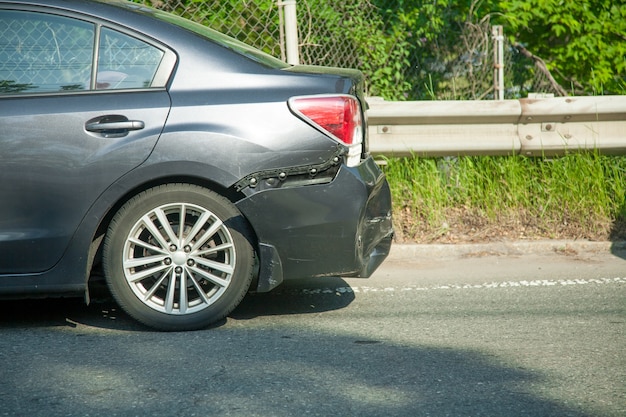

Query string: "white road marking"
[[284, 277, 626, 295]]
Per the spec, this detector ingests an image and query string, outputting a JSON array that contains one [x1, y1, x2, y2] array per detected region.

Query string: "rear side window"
[[97, 27, 164, 90], [0, 10, 166, 94]]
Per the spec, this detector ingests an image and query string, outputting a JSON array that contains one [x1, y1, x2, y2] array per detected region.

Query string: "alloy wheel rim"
[[122, 203, 235, 315]]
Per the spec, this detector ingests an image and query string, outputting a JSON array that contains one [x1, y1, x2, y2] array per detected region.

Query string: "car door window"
[[0, 10, 94, 94], [0, 10, 165, 94]]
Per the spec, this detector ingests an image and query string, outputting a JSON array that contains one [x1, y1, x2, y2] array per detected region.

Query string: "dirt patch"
[[392, 207, 625, 244]]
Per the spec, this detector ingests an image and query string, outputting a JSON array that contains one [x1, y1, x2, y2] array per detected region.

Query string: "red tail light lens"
[[289, 95, 363, 166]]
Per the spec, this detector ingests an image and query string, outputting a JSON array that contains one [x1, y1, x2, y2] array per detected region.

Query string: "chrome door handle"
[[85, 115, 145, 138], [85, 120, 145, 132]]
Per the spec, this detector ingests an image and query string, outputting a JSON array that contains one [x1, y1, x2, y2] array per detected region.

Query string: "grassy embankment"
[[382, 153, 626, 243]]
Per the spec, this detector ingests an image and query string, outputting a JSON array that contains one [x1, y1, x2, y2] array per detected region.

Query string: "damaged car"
[[0, 0, 393, 330]]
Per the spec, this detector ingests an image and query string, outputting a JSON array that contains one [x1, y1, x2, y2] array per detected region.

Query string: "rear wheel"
[[103, 184, 255, 331]]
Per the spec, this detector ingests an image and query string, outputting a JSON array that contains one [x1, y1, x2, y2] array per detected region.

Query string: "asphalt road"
[[0, 242, 624, 417]]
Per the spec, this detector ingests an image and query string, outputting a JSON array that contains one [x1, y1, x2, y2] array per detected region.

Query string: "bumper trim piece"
[[256, 243, 284, 292]]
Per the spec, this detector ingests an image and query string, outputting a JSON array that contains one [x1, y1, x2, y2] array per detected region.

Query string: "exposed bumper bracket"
[[233, 146, 345, 192]]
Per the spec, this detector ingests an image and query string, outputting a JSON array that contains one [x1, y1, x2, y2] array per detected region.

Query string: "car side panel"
[[0, 91, 170, 274]]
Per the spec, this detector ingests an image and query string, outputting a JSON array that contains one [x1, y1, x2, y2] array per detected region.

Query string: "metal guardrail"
[[366, 95, 626, 157]]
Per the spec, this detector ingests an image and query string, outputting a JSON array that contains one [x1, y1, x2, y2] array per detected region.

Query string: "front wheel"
[[103, 184, 256, 331]]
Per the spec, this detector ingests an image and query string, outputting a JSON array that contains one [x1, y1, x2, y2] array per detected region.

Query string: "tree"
[[497, 0, 626, 95]]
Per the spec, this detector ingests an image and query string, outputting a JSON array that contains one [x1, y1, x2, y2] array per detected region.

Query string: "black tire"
[[103, 184, 255, 331]]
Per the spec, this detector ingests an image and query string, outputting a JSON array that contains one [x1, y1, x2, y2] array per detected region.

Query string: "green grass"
[[382, 153, 626, 242]]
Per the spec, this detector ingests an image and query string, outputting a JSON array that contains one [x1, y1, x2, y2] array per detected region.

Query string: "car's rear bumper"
[[236, 156, 393, 292]]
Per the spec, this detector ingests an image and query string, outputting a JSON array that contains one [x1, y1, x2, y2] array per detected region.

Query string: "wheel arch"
[[83, 162, 257, 294]]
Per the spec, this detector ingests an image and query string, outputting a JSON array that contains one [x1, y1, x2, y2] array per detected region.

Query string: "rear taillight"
[[288, 94, 363, 166]]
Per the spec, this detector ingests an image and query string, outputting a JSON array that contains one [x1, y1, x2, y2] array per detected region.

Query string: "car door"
[[0, 8, 174, 274]]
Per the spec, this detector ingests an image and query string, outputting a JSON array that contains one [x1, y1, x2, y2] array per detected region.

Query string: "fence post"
[[492, 25, 504, 100], [280, 0, 300, 65]]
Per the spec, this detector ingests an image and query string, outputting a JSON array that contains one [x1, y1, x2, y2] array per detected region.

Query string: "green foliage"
[[348, 9, 413, 100], [383, 154, 626, 241], [371, 0, 626, 98], [139, 0, 281, 57], [496, 0, 626, 95], [136, 0, 626, 98], [373, 0, 502, 100], [298, 1, 414, 100]]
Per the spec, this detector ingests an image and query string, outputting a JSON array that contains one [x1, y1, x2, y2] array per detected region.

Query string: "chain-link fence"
[[139, 1, 284, 59], [139, 1, 563, 100]]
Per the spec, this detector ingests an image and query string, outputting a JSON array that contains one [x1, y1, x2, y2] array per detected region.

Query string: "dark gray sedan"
[[0, 0, 393, 330]]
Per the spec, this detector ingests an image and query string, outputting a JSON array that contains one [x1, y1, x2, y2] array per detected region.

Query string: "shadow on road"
[[0, 276, 356, 331], [0, 315, 593, 416], [0, 296, 138, 330], [232, 276, 355, 319], [0, 277, 610, 416]]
